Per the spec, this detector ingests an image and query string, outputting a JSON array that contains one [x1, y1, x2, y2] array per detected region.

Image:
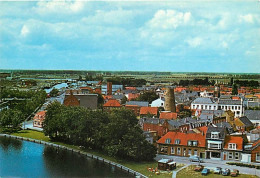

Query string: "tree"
[[136, 91, 158, 104], [50, 88, 59, 97], [230, 77, 234, 86], [121, 96, 128, 105], [0, 109, 24, 132], [232, 84, 238, 95]]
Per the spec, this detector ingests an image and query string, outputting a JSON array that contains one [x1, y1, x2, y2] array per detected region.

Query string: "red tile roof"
[[224, 136, 243, 150], [103, 99, 121, 107], [159, 112, 178, 120], [157, 131, 206, 147], [35, 111, 46, 116], [196, 126, 208, 134], [252, 139, 260, 148], [64, 94, 80, 106], [140, 107, 158, 115]]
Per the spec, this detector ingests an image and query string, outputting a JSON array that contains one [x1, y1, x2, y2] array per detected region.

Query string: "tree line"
[[43, 102, 156, 162], [179, 77, 215, 86], [107, 77, 147, 87]]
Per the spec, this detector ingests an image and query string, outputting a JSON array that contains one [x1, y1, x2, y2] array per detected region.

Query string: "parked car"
[[230, 169, 239, 177], [189, 155, 203, 163], [213, 167, 222, 174], [201, 168, 210, 176], [221, 168, 230, 176], [194, 165, 204, 172]]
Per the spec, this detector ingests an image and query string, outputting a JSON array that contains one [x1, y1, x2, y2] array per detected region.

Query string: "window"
[[228, 152, 233, 159], [177, 147, 181, 155], [211, 132, 219, 139], [225, 106, 227, 110], [165, 138, 171, 144], [237, 111, 240, 115], [214, 106, 216, 110], [193, 141, 198, 146], [183, 148, 186, 156], [228, 143, 237, 150], [235, 152, 240, 160], [194, 149, 198, 156], [193, 105, 195, 108], [175, 139, 180, 144], [256, 153, 260, 162], [208, 143, 221, 149], [209, 106, 211, 110], [201, 105, 204, 109], [188, 141, 192, 146], [235, 106, 237, 110], [171, 147, 175, 154], [238, 106, 240, 110], [232, 106, 234, 110], [160, 146, 168, 154], [188, 149, 192, 155], [205, 105, 208, 110]]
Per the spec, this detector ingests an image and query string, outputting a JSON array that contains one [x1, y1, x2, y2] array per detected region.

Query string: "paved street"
[[155, 154, 260, 177]]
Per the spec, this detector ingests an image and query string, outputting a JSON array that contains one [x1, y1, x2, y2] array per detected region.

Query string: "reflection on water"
[[0, 136, 22, 152], [0, 137, 132, 178], [43, 146, 132, 177]]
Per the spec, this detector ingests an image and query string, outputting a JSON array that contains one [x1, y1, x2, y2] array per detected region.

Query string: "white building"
[[191, 97, 244, 118], [151, 97, 165, 107]]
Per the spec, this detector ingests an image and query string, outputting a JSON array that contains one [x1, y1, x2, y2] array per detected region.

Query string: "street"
[[155, 154, 260, 177]]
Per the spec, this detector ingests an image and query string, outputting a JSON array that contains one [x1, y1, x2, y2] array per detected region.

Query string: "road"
[[155, 154, 260, 177]]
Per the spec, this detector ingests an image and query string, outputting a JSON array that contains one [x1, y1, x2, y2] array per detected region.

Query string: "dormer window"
[[165, 138, 171, 144], [188, 140, 198, 146], [211, 132, 219, 139], [175, 139, 180, 144], [228, 143, 237, 150]]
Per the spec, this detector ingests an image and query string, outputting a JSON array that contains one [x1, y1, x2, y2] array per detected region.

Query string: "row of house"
[[157, 125, 260, 163]]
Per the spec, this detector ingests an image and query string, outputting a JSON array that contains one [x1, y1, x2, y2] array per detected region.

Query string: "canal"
[[0, 136, 132, 177]]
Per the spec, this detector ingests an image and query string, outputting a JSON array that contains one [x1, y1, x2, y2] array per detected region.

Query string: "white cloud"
[[34, 0, 84, 14], [187, 37, 202, 48], [147, 10, 192, 30], [239, 14, 254, 23], [21, 25, 30, 37]]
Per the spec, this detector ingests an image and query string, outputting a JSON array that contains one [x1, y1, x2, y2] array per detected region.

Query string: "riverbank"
[[6, 130, 175, 178]]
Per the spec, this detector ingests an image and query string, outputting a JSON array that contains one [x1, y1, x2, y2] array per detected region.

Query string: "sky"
[[0, 0, 260, 73]]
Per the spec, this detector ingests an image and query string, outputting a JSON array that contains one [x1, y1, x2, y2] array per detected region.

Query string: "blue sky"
[[0, 0, 260, 73]]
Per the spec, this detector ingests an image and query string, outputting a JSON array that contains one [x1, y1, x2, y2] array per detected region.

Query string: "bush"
[[226, 162, 259, 169]]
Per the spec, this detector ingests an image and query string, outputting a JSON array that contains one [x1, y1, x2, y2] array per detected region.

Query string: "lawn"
[[11, 130, 185, 177], [177, 165, 258, 178]]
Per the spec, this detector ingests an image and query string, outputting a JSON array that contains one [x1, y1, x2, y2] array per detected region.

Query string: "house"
[[223, 135, 244, 161], [251, 139, 260, 162], [33, 111, 46, 128], [244, 110, 260, 127], [206, 126, 227, 160], [157, 131, 207, 158], [140, 118, 167, 137], [191, 97, 218, 111], [218, 99, 244, 118], [234, 116, 254, 132], [140, 107, 158, 117], [64, 92, 80, 106], [64, 91, 98, 109], [159, 112, 178, 120], [103, 99, 121, 111]]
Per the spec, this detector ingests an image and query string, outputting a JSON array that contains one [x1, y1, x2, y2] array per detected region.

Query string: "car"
[[221, 168, 230, 176], [189, 155, 203, 163], [213, 167, 222, 174], [194, 165, 204, 172], [201, 168, 210, 176], [230, 169, 239, 177]]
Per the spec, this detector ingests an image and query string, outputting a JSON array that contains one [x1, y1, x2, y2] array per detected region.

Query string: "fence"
[[0, 134, 147, 178]]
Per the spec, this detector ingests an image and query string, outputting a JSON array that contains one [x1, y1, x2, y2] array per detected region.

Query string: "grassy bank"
[[11, 130, 184, 177], [177, 165, 258, 178]]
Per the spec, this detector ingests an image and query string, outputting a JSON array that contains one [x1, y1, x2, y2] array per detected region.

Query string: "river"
[[0, 137, 132, 177]]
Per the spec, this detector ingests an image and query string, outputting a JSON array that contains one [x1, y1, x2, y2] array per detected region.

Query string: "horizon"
[[1, 0, 260, 72]]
